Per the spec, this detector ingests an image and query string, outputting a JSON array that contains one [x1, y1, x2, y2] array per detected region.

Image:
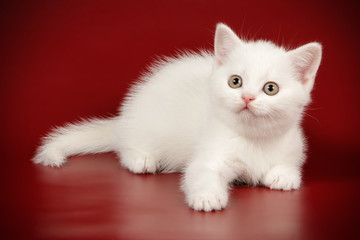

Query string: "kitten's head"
[[210, 23, 322, 137]]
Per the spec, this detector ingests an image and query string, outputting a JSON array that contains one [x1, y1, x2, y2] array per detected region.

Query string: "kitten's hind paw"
[[119, 149, 159, 174]]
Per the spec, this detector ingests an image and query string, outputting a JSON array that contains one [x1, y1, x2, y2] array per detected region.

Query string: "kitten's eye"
[[228, 75, 243, 88], [263, 82, 279, 96]]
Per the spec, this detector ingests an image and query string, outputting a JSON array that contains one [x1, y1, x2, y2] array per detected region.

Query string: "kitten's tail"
[[32, 117, 118, 167]]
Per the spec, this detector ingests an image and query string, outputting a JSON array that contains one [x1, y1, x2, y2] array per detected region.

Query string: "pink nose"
[[242, 95, 255, 105]]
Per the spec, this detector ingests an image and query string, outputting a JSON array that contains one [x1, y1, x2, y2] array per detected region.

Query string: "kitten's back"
[[116, 52, 214, 170]]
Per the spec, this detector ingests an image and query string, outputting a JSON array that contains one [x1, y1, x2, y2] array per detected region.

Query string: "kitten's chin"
[[237, 108, 259, 123], [239, 107, 257, 117], [237, 106, 273, 124]]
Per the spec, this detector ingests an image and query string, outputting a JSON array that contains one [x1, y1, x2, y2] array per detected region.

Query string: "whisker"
[[304, 112, 322, 127], [306, 106, 323, 111]]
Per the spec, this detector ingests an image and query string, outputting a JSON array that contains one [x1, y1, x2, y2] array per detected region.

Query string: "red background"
[[1, 0, 360, 239]]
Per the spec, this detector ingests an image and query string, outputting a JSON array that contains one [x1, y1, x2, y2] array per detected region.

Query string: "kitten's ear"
[[214, 23, 241, 65], [288, 42, 322, 93]]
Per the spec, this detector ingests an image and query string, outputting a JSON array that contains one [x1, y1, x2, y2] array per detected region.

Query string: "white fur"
[[33, 23, 322, 211]]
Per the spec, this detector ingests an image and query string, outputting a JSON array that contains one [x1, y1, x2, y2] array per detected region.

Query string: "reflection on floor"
[[31, 153, 360, 240]]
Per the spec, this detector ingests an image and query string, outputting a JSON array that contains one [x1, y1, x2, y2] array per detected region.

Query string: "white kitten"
[[33, 23, 322, 211]]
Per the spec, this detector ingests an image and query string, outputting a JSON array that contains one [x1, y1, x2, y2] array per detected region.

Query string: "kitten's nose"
[[242, 94, 255, 105]]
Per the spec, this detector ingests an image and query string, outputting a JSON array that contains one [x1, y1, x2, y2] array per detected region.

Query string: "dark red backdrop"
[[1, 0, 360, 239]]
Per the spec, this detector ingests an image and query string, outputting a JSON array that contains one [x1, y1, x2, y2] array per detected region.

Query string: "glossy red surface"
[[30, 153, 360, 240], [1, 1, 360, 239]]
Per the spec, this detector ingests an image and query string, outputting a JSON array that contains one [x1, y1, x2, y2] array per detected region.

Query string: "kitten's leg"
[[262, 165, 301, 190], [182, 160, 236, 212], [117, 148, 160, 174]]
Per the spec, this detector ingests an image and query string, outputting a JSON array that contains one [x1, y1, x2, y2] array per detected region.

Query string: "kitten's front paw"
[[263, 165, 301, 190], [186, 190, 228, 212]]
